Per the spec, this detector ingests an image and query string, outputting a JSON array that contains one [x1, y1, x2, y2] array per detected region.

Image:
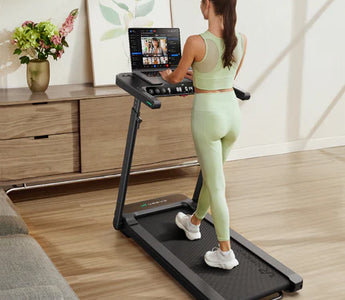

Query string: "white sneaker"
[[204, 246, 239, 270], [175, 212, 201, 240]]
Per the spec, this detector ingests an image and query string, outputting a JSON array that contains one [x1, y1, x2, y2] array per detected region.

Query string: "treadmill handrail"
[[234, 86, 251, 100], [116, 73, 161, 109]]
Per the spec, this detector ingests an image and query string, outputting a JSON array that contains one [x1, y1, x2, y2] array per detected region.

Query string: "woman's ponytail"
[[221, 0, 237, 68], [207, 0, 238, 69]]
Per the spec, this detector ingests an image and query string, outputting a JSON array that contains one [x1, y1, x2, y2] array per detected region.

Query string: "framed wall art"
[[87, 0, 172, 86]]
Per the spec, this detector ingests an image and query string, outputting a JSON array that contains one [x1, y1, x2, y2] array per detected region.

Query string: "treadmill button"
[[155, 88, 160, 94], [148, 88, 154, 95], [161, 88, 167, 94]]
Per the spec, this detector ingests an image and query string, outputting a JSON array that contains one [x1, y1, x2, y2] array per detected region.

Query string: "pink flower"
[[51, 35, 62, 45], [10, 39, 17, 45], [59, 24, 74, 37], [65, 14, 74, 25], [57, 49, 64, 59], [22, 20, 34, 27], [39, 40, 50, 49], [59, 13, 76, 37]]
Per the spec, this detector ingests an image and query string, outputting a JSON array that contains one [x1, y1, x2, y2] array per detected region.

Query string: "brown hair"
[[203, 0, 238, 68]]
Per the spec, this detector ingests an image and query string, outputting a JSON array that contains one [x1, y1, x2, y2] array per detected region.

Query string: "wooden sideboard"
[[0, 84, 197, 187]]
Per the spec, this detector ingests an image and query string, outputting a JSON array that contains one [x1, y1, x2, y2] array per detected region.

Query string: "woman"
[[160, 0, 247, 270], [150, 37, 163, 55]]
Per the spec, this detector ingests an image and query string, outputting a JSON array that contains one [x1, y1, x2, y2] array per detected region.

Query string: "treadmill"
[[113, 73, 303, 300]]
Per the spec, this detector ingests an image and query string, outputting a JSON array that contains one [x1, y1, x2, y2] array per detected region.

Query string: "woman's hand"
[[185, 69, 193, 81], [159, 68, 173, 82]]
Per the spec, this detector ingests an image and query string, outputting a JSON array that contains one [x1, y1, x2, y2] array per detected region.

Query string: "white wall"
[[0, 0, 344, 159], [231, 0, 345, 160]]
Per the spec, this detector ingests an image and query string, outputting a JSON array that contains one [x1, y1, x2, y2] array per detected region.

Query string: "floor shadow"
[[319, 146, 345, 163]]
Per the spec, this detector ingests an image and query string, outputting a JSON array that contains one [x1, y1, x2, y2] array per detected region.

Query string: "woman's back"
[[192, 30, 245, 91]]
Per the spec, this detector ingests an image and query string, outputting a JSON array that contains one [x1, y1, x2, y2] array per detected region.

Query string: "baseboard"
[[227, 136, 345, 161]]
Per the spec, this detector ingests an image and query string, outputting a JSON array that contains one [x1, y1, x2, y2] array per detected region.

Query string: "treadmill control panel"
[[116, 73, 250, 110], [144, 81, 194, 96]]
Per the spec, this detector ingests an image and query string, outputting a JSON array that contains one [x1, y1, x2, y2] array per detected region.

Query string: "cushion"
[[0, 189, 28, 236], [0, 235, 78, 300], [0, 285, 64, 300]]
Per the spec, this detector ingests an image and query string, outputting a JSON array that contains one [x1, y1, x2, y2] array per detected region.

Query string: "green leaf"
[[99, 3, 121, 25], [19, 56, 30, 64], [100, 28, 126, 41], [62, 39, 69, 47], [13, 48, 22, 55], [112, 0, 129, 11], [38, 52, 46, 60], [136, 0, 154, 17], [70, 8, 79, 17]]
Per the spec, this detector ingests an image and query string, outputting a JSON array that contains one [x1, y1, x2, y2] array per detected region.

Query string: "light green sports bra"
[[192, 30, 244, 90]]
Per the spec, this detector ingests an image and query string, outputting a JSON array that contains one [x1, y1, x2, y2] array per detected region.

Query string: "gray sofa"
[[0, 188, 79, 300]]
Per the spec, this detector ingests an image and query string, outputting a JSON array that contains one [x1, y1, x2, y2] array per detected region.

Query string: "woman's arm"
[[235, 33, 247, 79], [160, 36, 199, 84]]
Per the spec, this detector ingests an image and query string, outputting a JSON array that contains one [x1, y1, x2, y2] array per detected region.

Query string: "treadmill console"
[[116, 73, 250, 110], [144, 79, 194, 96]]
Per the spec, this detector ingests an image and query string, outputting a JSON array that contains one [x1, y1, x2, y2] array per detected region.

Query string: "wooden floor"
[[10, 146, 345, 300]]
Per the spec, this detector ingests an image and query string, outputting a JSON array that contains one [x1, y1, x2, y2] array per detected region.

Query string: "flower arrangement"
[[11, 9, 78, 64]]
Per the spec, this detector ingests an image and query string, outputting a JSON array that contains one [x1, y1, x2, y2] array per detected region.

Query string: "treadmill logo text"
[[141, 199, 168, 208], [241, 250, 276, 278], [259, 268, 275, 278]]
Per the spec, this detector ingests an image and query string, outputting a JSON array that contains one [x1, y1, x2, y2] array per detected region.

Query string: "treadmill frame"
[[113, 73, 303, 300]]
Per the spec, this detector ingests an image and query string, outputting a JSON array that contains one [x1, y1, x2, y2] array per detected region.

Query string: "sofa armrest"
[[0, 285, 64, 300], [0, 189, 28, 235], [0, 235, 79, 299]]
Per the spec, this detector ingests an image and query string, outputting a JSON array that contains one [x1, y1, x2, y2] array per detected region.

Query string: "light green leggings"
[[191, 91, 241, 241]]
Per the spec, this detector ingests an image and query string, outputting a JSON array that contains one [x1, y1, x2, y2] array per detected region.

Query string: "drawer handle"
[[34, 135, 49, 140], [32, 102, 48, 105]]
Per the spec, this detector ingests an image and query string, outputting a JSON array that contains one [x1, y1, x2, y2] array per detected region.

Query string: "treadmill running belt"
[[137, 206, 290, 300]]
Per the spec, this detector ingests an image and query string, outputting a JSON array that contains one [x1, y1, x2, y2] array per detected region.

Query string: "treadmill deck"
[[135, 204, 291, 300]]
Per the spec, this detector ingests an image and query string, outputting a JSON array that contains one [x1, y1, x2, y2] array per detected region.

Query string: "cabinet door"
[[79, 96, 131, 173], [0, 133, 80, 181], [79, 95, 196, 173], [0, 102, 78, 139]]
